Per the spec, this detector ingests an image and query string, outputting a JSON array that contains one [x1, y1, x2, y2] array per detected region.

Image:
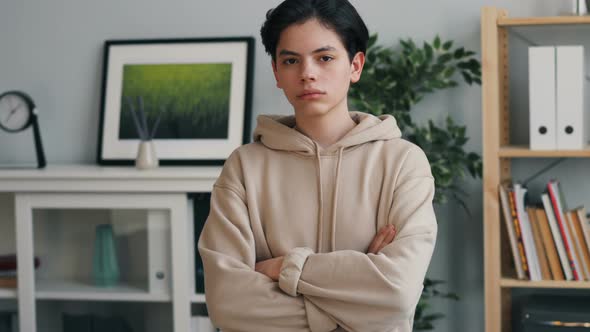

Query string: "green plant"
[[349, 35, 483, 330]]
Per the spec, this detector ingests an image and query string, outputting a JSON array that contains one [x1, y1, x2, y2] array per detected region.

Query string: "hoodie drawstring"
[[330, 147, 344, 252], [314, 142, 324, 252]]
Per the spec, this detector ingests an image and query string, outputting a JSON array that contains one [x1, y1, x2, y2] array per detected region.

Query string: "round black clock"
[[0, 91, 46, 168]]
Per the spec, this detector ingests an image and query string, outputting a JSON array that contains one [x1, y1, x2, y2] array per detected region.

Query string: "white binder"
[[529, 46, 557, 150], [556, 46, 587, 150]]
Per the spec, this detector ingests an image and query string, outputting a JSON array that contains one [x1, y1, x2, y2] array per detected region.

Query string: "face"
[[272, 18, 365, 118]]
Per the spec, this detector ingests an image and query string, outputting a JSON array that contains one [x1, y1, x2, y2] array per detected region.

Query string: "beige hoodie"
[[198, 111, 437, 332]]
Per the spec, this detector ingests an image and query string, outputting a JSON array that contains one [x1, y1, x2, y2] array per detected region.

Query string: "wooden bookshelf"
[[482, 7, 590, 332], [498, 15, 590, 27], [500, 278, 590, 289], [498, 145, 590, 158]]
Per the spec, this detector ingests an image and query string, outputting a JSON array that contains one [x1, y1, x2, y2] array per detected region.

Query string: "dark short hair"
[[260, 0, 369, 63]]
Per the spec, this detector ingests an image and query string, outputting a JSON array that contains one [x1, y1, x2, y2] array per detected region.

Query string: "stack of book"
[[0, 254, 41, 289], [499, 180, 590, 281]]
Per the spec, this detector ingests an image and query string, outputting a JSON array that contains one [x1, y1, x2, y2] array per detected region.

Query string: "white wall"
[[1, 1, 579, 331]]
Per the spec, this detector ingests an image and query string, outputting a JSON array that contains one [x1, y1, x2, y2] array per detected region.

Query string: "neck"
[[294, 105, 356, 148]]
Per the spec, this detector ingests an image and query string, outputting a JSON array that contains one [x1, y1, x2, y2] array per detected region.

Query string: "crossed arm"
[[255, 224, 397, 281]]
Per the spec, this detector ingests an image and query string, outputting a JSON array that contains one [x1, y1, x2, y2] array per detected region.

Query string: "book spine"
[[528, 207, 552, 280], [508, 191, 529, 279], [499, 184, 525, 279], [535, 208, 565, 280], [547, 182, 580, 280]]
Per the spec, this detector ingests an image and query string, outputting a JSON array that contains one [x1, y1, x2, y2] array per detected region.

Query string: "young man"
[[198, 1, 437, 331]]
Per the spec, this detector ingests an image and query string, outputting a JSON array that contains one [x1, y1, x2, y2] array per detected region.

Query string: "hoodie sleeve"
[[278, 146, 437, 331], [198, 153, 338, 332]]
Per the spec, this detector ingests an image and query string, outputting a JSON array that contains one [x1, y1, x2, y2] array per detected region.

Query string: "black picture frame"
[[96, 37, 254, 166]]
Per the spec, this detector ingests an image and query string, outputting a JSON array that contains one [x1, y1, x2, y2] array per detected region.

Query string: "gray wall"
[[1, 1, 581, 331]]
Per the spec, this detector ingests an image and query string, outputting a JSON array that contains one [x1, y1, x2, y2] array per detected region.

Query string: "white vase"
[[135, 140, 159, 169]]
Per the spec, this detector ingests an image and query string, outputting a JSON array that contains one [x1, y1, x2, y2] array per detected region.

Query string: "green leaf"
[[424, 42, 434, 61], [433, 35, 441, 49], [437, 53, 453, 64], [442, 40, 453, 51], [443, 67, 455, 78], [400, 39, 411, 50], [461, 72, 473, 85]]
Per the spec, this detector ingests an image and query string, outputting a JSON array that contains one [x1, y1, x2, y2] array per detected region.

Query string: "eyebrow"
[[278, 46, 337, 57]]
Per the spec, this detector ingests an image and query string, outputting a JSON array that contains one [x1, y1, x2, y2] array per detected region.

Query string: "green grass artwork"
[[118, 63, 232, 140]]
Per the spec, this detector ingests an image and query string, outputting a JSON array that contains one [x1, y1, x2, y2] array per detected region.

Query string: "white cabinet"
[[0, 165, 221, 332]]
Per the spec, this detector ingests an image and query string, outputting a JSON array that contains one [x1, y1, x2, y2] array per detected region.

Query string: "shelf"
[[0, 164, 222, 193], [0, 288, 17, 299], [191, 293, 206, 303], [501, 278, 590, 289], [498, 145, 590, 158], [498, 15, 590, 26], [35, 279, 171, 302]]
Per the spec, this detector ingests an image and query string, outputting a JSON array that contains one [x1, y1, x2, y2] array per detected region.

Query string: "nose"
[[300, 60, 317, 82]]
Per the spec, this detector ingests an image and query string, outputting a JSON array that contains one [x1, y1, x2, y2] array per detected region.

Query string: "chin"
[[293, 103, 334, 118]]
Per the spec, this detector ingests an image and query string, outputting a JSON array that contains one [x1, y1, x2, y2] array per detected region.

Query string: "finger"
[[367, 226, 388, 253], [373, 227, 394, 254], [383, 225, 396, 245], [367, 226, 389, 254], [376, 226, 397, 253]]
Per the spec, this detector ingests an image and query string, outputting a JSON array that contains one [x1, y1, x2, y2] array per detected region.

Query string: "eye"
[[319, 55, 334, 62], [282, 58, 298, 65]]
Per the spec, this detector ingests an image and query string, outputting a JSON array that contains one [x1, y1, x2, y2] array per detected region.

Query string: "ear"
[[350, 52, 366, 84], [272, 60, 282, 88]]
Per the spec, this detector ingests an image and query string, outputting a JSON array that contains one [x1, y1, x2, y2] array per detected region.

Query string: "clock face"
[[0, 92, 33, 132]]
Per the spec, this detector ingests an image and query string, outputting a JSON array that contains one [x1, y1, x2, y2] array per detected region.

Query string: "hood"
[[252, 111, 401, 155]]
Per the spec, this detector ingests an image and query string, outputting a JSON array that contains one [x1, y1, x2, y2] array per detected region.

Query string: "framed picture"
[[97, 37, 254, 166]]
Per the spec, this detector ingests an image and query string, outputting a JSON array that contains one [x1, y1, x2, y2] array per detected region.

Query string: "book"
[[535, 207, 565, 280], [547, 180, 580, 280], [514, 184, 541, 280], [577, 207, 590, 261], [507, 187, 529, 279], [541, 193, 572, 280], [570, 208, 590, 280], [0, 277, 16, 289], [527, 207, 552, 280], [0, 255, 40, 271], [499, 184, 525, 279], [566, 211, 589, 280]]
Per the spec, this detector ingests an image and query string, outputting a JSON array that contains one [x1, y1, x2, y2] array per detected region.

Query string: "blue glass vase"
[[93, 224, 120, 287]]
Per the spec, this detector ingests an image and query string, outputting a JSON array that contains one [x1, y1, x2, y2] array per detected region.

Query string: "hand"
[[255, 256, 284, 281], [367, 224, 396, 254]]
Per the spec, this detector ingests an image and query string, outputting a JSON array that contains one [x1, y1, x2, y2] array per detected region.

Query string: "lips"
[[297, 89, 325, 99]]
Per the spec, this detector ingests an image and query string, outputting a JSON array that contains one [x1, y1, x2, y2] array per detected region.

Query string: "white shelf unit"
[[0, 164, 221, 332], [34, 279, 171, 302]]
